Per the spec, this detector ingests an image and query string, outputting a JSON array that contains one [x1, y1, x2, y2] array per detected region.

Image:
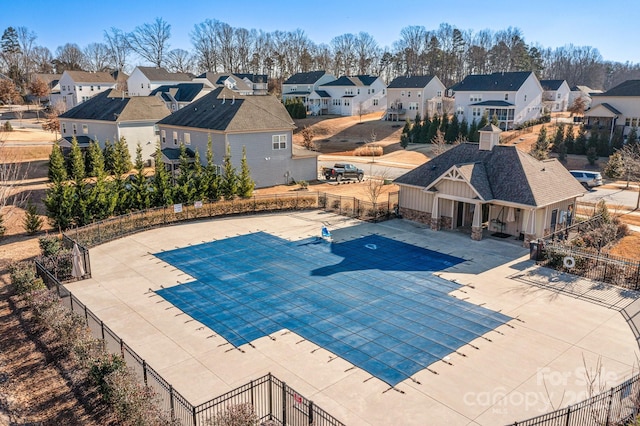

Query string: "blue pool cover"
[[155, 232, 511, 386]]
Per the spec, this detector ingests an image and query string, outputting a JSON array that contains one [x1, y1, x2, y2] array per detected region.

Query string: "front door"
[[456, 202, 464, 227]]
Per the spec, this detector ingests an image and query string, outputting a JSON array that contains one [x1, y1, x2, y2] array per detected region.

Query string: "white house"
[[127, 66, 194, 96], [540, 79, 571, 112], [194, 72, 269, 96], [58, 89, 171, 161], [450, 71, 544, 130], [150, 83, 212, 112], [156, 87, 317, 188], [281, 70, 337, 110], [317, 75, 387, 116], [56, 71, 117, 111], [569, 85, 603, 110], [584, 80, 640, 139], [385, 75, 446, 121]]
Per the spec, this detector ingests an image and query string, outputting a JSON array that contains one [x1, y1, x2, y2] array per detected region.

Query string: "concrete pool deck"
[[65, 211, 640, 425]]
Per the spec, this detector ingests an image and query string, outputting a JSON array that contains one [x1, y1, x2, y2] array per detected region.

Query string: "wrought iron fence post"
[[605, 387, 614, 425], [101, 320, 105, 340], [142, 360, 148, 385], [192, 405, 197, 426], [564, 405, 570, 426], [170, 384, 176, 422], [268, 373, 273, 420], [309, 400, 314, 425], [282, 381, 287, 425]]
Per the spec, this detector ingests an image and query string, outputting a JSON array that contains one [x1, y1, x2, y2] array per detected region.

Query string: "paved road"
[[581, 185, 639, 210], [318, 157, 412, 180]]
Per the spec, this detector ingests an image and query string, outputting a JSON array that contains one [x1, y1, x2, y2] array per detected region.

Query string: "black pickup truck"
[[322, 163, 364, 182]]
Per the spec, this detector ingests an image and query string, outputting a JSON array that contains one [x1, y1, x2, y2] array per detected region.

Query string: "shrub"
[[3, 121, 12, 132], [39, 235, 63, 256], [89, 353, 127, 403], [207, 403, 258, 426], [354, 145, 383, 157], [23, 201, 44, 235], [9, 262, 45, 295]]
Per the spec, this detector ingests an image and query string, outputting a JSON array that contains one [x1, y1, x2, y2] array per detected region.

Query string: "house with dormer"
[[584, 80, 640, 139], [540, 79, 570, 112], [150, 83, 212, 112], [386, 75, 446, 121], [58, 89, 170, 161], [156, 87, 317, 187], [394, 125, 585, 243], [56, 71, 117, 111], [127, 66, 194, 96], [450, 71, 544, 130], [281, 71, 337, 111], [317, 75, 387, 116]]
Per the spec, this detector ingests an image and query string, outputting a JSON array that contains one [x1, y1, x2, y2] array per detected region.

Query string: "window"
[[470, 94, 482, 102], [401, 91, 405, 97], [382, 89, 385, 95], [557, 93, 561, 99], [633, 118, 639, 127], [141, 83, 144, 89], [436, 91, 442, 97], [272, 134, 287, 150], [504, 93, 509, 101], [72, 124, 77, 135], [82, 124, 88, 134], [97, 86, 101, 90], [357, 89, 360, 94], [161, 130, 166, 144], [62, 85, 65, 91], [626, 118, 631, 126], [408, 102, 418, 111], [408, 91, 411, 97], [371, 88, 374, 93], [91, 85, 94, 91], [172, 131, 178, 145], [417, 92, 421, 98], [373, 99, 379, 106], [171, 104, 177, 111], [332, 99, 341, 106], [62, 123, 66, 134], [184, 133, 191, 145], [472, 107, 482, 117], [78, 85, 82, 91], [344, 99, 350, 106], [524, 95, 527, 101]]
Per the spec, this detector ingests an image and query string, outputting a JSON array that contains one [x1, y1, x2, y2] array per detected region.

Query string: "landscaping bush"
[[39, 235, 63, 256], [9, 262, 45, 295]]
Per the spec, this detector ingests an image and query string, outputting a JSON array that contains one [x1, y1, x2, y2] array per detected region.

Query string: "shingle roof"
[[285, 90, 311, 95], [597, 80, 640, 97], [64, 71, 116, 83], [62, 135, 94, 146], [321, 75, 378, 87], [136, 66, 193, 82], [150, 83, 207, 102], [283, 71, 328, 85], [539, 79, 565, 90], [450, 71, 533, 92], [387, 75, 435, 89], [157, 87, 295, 132], [472, 100, 514, 107], [161, 147, 195, 161], [235, 73, 268, 83], [395, 143, 585, 207], [314, 90, 331, 98], [59, 89, 170, 122]]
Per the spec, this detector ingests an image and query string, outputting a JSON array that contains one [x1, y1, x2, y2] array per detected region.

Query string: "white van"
[[569, 170, 603, 189]]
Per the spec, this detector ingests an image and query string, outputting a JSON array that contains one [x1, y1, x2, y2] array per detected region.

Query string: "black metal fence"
[[34, 260, 345, 426], [65, 191, 399, 249], [510, 374, 640, 425]]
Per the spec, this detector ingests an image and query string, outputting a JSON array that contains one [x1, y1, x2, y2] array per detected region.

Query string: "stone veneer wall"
[[399, 207, 431, 225]]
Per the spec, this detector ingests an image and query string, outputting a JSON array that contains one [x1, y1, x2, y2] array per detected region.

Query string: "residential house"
[[394, 125, 585, 243], [156, 87, 317, 187], [55, 70, 117, 111], [540, 79, 570, 112], [127, 66, 194, 96], [317, 75, 387, 116], [584, 80, 640, 139], [569, 85, 602, 110], [281, 70, 337, 113], [450, 71, 544, 130], [385, 75, 446, 121], [58, 89, 171, 161], [150, 83, 212, 112], [30, 73, 61, 105], [194, 72, 269, 95]]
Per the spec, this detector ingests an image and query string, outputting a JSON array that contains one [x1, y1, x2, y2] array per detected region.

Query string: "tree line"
[[45, 137, 255, 231], [2, 20, 639, 94]]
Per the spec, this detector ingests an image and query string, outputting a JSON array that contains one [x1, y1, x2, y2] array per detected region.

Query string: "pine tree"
[[586, 146, 599, 165], [459, 117, 469, 140], [552, 125, 564, 152], [204, 136, 221, 201], [627, 127, 638, 145], [597, 131, 611, 157], [87, 170, 117, 221], [611, 127, 624, 151], [237, 146, 255, 198], [490, 113, 499, 126], [564, 125, 575, 154], [427, 114, 440, 143], [557, 140, 567, 162], [410, 113, 422, 143], [587, 130, 599, 157], [103, 139, 115, 173], [468, 119, 479, 142], [530, 126, 549, 160], [152, 144, 173, 207], [477, 113, 488, 130], [113, 137, 132, 177], [44, 181, 75, 231], [69, 136, 85, 182], [445, 114, 460, 143], [604, 151, 625, 179], [174, 144, 194, 204], [129, 143, 151, 211], [86, 141, 105, 177], [23, 201, 43, 235], [191, 150, 205, 201], [48, 142, 67, 183], [574, 126, 587, 155], [439, 113, 449, 134], [400, 120, 411, 148], [220, 145, 237, 199]]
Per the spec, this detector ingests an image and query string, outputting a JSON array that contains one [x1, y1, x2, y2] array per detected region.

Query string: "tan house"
[[585, 80, 640, 140], [394, 126, 585, 243], [386, 75, 446, 121]]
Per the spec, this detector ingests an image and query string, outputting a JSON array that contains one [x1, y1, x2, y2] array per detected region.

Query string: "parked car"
[[322, 163, 364, 182], [569, 170, 603, 189]]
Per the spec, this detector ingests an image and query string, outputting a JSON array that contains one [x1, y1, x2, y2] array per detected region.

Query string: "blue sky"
[[1, 0, 637, 64]]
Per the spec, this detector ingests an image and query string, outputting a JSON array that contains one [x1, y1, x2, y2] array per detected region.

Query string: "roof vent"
[[194, 107, 197, 111]]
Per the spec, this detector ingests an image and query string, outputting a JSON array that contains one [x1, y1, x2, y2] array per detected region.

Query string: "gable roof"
[[596, 80, 640, 97], [157, 87, 295, 132], [321, 75, 379, 87], [539, 79, 566, 91], [387, 75, 436, 89], [235, 73, 268, 84], [136, 66, 193, 82], [59, 89, 170, 122], [584, 102, 622, 118], [395, 143, 584, 207], [150, 83, 207, 102], [284, 71, 329, 85], [63, 71, 116, 83], [450, 71, 533, 92]]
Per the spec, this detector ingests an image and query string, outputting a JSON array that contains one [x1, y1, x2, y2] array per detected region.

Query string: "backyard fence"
[[66, 191, 399, 249], [34, 259, 345, 426], [509, 373, 640, 425]]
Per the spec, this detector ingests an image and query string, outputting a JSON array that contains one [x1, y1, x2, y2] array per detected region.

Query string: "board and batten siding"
[[436, 179, 477, 199], [398, 186, 433, 212]]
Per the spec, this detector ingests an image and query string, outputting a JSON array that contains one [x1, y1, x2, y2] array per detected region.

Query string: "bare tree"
[[84, 42, 110, 72], [567, 96, 587, 116], [617, 143, 640, 208], [42, 100, 64, 138], [165, 49, 193, 73], [432, 129, 447, 156], [0, 133, 30, 237], [53, 43, 86, 72], [331, 33, 357, 75], [128, 17, 171, 67], [190, 19, 221, 72], [300, 126, 315, 151], [0, 79, 21, 106], [31, 45, 54, 73], [104, 27, 130, 72]]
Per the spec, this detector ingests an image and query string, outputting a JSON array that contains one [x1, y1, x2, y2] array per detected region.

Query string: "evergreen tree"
[[597, 131, 611, 157], [86, 141, 105, 177], [552, 125, 564, 152], [587, 130, 599, 157], [44, 181, 75, 231], [113, 137, 132, 177], [400, 119, 411, 148], [490, 113, 499, 126], [477, 112, 488, 130], [237, 146, 255, 198], [604, 151, 625, 179], [191, 150, 205, 201], [152, 144, 173, 207], [574, 126, 588, 155], [439, 113, 449, 134], [411, 113, 422, 143], [220, 145, 237, 199], [427, 114, 440, 143], [530, 126, 549, 160], [445, 113, 460, 143], [69, 136, 85, 182], [627, 127, 638, 145], [23, 201, 43, 235], [564, 125, 575, 154], [129, 143, 151, 211], [86, 170, 117, 222], [586, 146, 599, 165], [459, 117, 469, 140], [48, 142, 67, 183], [468, 119, 479, 142], [204, 137, 221, 201], [611, 127, 624, 151], [174, 144, 195, 204], [103, 139, 115, 173], [557, 139, 567, 162]]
